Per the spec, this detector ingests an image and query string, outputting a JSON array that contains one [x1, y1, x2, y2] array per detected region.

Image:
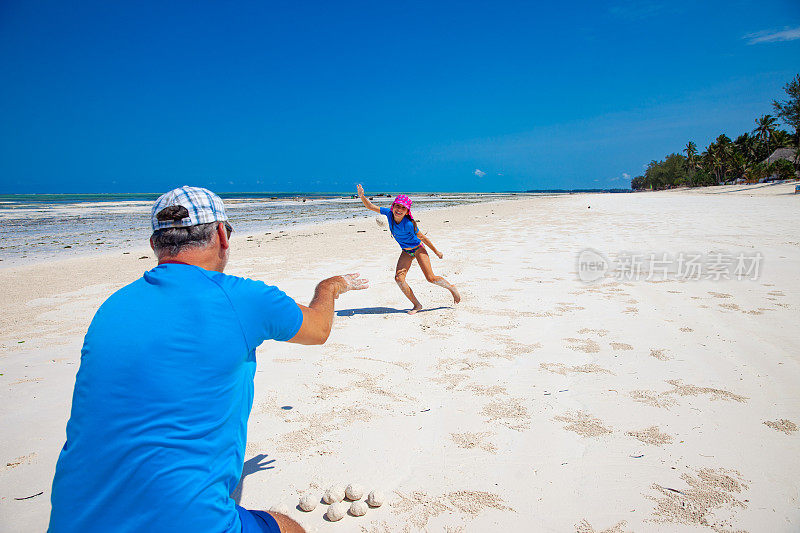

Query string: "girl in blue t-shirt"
[[357, 184, 460, 314]]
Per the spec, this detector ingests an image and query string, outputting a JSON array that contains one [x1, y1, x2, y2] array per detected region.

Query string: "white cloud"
[[744, 26, 800, 45], [474, 169, 486, 178], [622, 172, 630, 179]]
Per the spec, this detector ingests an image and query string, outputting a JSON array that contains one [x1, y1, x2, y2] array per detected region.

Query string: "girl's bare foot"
[[450, 286, 461, 304], [433, 279, 461, 304], [408, 304, 423, 314]]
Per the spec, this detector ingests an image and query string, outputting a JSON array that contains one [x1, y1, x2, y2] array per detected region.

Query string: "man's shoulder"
[[104, 266, 247, 305], [201, 269, 267, 291], [105, 273, 154, 300], [121, 265, 290, 307], [201, 271, 294, 308]]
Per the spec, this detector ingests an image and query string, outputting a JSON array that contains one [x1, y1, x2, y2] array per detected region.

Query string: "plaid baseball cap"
[[151, 186, 229, 231]]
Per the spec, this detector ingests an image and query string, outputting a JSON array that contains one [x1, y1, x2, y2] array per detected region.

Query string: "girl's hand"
[[356, 184, 364, 197], [436, 250, 444, 259]]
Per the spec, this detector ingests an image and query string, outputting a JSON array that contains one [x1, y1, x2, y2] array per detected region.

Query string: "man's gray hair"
[[151, 223, 218, 258]]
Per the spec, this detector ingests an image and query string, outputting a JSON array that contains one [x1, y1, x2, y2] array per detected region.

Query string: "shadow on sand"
[[336, 306, 450, 316], [231, 453, 276, 506]]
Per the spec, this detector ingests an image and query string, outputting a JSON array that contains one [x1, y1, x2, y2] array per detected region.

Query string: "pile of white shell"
[[296, 484, 384, 523]]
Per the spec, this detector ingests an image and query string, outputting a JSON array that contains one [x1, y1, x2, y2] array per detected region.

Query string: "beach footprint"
[[553, 411, 612, 437], [575, 519, 631, 533], [563, 337, 601, 353], [763, 419, 797, 435], [625, 426, 673, 446], [481, 397, 530, 431], [646, 467, 749, 531]]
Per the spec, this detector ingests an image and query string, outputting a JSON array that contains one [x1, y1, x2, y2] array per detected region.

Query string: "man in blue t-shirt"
[[48, 186, 368, 533]]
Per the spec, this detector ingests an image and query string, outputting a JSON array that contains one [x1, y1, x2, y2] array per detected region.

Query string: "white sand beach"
[[1, 183, 799, 532]]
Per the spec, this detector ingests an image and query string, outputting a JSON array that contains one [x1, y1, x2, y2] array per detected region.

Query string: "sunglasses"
[[224, 221, 233, 238]]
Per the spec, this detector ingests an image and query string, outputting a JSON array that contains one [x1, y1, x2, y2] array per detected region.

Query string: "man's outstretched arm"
[[287, 273, 368, 345]]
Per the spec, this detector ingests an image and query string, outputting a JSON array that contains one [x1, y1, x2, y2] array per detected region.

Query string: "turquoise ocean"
[[0, 192, 529, 267]]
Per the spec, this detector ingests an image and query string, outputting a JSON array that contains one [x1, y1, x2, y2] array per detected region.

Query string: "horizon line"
[[0, 188, 632, 197]]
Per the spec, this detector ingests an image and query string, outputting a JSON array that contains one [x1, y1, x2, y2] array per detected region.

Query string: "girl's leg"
[[395, 251, 423, 314], [415, 246, 461, 304]]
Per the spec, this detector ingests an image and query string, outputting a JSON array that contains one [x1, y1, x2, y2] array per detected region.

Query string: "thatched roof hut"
[[761, 147, 799, 181], [763, 147, 798, 165]]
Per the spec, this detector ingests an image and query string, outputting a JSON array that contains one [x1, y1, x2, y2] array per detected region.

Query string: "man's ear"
[[150, 236, 156, 252], [217, 222, 230, 249]]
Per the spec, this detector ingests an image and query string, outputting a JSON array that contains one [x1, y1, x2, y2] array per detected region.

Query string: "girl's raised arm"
[[357, 184, 380, 213], [417, 231, 444, 259]]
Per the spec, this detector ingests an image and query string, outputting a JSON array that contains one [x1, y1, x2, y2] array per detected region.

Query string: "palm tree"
[[773, 130, 792, 148], [683, 141, 698, 185], [683, 141, 697, 165], [753, 114, 778, 157], [730, 151, 747, 180], [715, 134, 733, 182], [702, 144, 722, 185], [772, 73, 800, 159], [734, 133, 760, 170]]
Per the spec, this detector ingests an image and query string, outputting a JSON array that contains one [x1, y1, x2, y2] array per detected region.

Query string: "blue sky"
[[1, 1, 799, 193]]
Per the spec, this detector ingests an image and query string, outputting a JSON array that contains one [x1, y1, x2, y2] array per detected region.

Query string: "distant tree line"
[[632, 74, 800, 190]]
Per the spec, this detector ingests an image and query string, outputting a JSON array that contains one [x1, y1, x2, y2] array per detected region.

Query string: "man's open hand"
[[337, 273, 369, 296], [290, 274, 371, 344]]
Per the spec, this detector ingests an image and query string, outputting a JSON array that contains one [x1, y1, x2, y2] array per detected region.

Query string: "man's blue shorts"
[[236, 505, 281, 533]]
